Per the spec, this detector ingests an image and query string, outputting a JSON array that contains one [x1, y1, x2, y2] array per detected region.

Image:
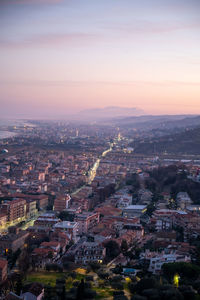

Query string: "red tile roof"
[[0, 259, 7, 269]]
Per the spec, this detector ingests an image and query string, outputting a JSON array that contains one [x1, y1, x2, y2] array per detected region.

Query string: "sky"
[[0, 0, 200, 118]]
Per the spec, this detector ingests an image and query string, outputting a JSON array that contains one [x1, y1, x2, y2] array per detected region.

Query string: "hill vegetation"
[[132, 127, 200, 155], [144, 165, 200, 204]]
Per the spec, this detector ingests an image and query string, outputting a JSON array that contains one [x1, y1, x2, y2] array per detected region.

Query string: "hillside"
[[115, 115, 200, 131], [132, 127, 200, 155]]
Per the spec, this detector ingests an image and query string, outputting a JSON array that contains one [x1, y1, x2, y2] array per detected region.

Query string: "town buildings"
[[1, 121, 200, 291], [54, 221, 79, 242], [75, 241, 106, 265], [74, 212, 100, 234], [0, 228, 29, 254], [140, 249, 191, 274], [123, 205, 147, 218], [54, 194, 71, 212], [1, 199, 26, 224]]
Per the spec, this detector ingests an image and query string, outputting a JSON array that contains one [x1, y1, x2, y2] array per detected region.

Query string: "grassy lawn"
[[94, 286, 113, 299], [26, 271, 129, 299], [26, 271, 68, 286], [26, 270, 86, 287]]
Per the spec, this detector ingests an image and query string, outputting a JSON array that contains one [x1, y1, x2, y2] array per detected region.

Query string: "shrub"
[[72, 280, 80, 287], [84, 282, 92, 289], [86, 275, 93, 281], [69, 271, 77, 279], [69, 287, 77, 294], [132, 277, 158, 294], [113, 296, 128, 300], [111, 282, 124, 290], [110, 275, 123, 283], [142, 288, 160, 300], [131, 295, 147, 300], [86, 265, 92, 273], [98, 272, 110, 279], [89, 262, 101, 272], [113, 291, 124, 296], [84, 289, 96, 299]]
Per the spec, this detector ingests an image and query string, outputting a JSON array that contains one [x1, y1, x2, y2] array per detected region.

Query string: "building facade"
[[75, 242, 105, 265]]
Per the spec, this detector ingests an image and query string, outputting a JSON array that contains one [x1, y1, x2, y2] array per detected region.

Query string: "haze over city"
[[0, 0, 200, 118], [2, 1, 200, 298]]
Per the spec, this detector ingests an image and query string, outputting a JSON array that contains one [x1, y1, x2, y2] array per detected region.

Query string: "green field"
[[26, 271, 130, 299], [26, 271, 69, 286]]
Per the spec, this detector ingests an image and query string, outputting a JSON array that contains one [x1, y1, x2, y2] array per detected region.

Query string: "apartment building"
[[74, 212, 100, 234], [54, 194, 71, 212], [1, 198, 26, 223], [54, 221, 78, 242], [75, 241, 105, 265]]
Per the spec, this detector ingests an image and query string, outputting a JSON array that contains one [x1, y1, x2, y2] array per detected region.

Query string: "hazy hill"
[[132, 127, 200, 155], [115, 115, 200, 131], [76, 106, 144, 121]]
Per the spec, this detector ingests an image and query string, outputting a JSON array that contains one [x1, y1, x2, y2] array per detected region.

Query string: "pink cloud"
[[108, 20, 200, 35], [0, 0, 62, 5], [1, 79, 199, 87], [0, 32, 99, 48]]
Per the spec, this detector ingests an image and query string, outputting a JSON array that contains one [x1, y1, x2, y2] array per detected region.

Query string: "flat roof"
[[54, 221, 78, 228], [124, 205, 147, 210]]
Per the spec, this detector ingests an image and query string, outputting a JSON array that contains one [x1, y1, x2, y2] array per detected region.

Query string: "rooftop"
[[54, 221, 78, 228], [0, 259, 7, 269], [124, 205, 147, 210]]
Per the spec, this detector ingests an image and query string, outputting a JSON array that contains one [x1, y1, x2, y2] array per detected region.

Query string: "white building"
[[148, 252, 191, 274], [117, 195, 132, 208], [54, 221, 79, 242], [176, 192, 192, 210]]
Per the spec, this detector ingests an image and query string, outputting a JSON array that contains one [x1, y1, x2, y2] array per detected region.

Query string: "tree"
[[44, 284, 56, 300], [162, 262, 200, 281], [129, 277, 158, 294], [15, 274, 23, 296], [121, 240, 128, 253], [18, 250, 30, 278], [58, 211, 75, 222], [145, 178, 157, 193], [178, 285, 196, 300], [133, 248, 142, 259], [56, 278, 66, 300], [7, 248, 21, 269], [88, 262, 101, 272], [131, 295, 147, 300], [76, 279, 85, 300], [97, 271, 110, 279], [105, 240, 120, 260]]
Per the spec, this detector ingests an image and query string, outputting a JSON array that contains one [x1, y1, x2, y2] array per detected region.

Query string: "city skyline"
[[0, 0, 200, 118]]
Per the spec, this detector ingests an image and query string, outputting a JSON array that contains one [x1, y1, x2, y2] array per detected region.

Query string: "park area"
[[26, 267, 131, 299]]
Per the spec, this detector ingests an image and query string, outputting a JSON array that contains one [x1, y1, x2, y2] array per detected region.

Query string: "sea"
[[0, 119, 32, 140], [0, 131, 16, 140]]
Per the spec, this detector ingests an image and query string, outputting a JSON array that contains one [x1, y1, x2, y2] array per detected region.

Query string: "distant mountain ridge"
[[78, 106, 144, 120]]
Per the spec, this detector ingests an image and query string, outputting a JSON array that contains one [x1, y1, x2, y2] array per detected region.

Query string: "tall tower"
[[118, 132, 121, 141]]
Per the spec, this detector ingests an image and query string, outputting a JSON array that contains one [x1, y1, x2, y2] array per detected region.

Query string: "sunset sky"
[[0, 0, 200, 118]]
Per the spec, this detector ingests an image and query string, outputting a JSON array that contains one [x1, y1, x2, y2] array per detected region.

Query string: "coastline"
[[0, 131, 17, 140]]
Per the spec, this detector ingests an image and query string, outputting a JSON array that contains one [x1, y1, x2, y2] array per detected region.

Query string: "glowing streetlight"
[[173, 273, 180, 288]]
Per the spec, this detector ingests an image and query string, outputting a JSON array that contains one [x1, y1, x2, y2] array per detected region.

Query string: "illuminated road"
[[102, 146, 112, 157], [0, 145, 113, 234], [88, 145, 112, 184], [20, 211, 41, 230], [72, 144, 112, 195], [87, 158, 100, 184]]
